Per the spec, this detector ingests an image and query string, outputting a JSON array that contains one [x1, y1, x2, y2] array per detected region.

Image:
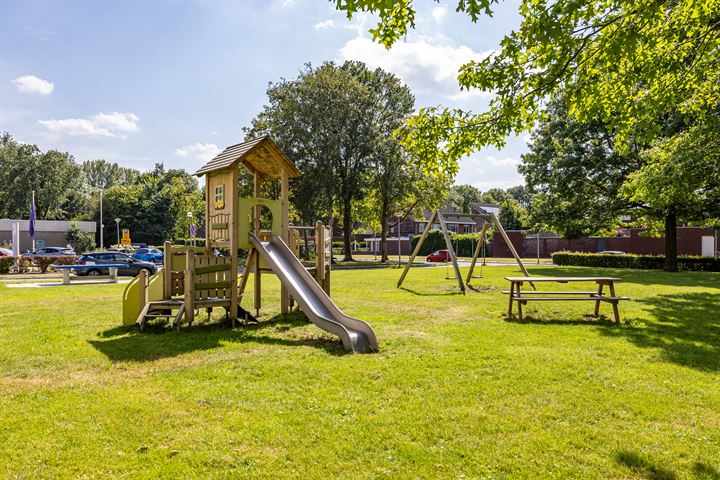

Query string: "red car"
[[426, 249, 451, 262], [0, 248, 12, 257]]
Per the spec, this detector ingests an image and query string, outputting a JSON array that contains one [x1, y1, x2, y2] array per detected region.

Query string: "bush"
[[552, 251, 720, 272], [31, 256, 56, 274], [410, 229, 485, 257], [48, 256, 78, 271], [66, 223, 96, 253], [0, 257, 15, 274]]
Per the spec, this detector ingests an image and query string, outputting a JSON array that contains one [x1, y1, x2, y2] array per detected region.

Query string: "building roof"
[[195, 136, 301, 179], [469, 202, 500, 214]]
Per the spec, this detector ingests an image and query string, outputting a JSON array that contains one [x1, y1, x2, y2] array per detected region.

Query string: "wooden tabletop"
[[504, 276, 621, 282]]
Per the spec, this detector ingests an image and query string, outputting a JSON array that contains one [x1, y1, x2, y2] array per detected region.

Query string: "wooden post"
[[437, 210, 465, 294], [397, 209, 437, 288], [253, 172, 262, 315], [205, 173, 212, 256], [466, 221, 489, 284], [280, 169, 290, 314], [315, 221, 324, 285], [491, 213, 534, 289], [138, 268, 147, 311], [184, 250, 194, 324], [229, 167, 239, 324], [163, 241, 172, 299]]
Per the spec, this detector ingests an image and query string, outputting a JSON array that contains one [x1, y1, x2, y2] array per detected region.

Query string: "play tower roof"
[[194, 136, 301, 179]]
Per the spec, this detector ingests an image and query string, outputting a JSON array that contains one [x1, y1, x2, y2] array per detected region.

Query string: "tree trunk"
[[342, 197, 353, 261], [664, 207, 678, 272], [380, 199, 389, 262]]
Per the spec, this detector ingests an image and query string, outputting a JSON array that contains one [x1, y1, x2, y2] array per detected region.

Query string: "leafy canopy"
[[335, 0, 720, 175]]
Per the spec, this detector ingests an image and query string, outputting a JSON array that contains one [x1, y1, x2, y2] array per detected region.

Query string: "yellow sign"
[[121, 238, 132, 246], [121, 229, 131, 245]]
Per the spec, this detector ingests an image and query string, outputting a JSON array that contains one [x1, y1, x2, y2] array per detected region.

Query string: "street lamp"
[[114, 218, 121, 246]]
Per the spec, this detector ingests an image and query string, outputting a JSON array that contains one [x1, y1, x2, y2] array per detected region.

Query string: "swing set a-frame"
[[397, 208, 533, 294]]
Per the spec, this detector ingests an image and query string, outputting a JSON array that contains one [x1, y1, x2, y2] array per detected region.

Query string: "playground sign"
[[121, 228, 131, 246]]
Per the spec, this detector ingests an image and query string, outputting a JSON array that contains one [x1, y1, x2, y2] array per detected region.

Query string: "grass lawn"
[[1, 264, 719, 479]]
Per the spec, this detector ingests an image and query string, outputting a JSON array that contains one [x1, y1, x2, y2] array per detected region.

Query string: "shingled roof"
[[194, 136, 301, 179]]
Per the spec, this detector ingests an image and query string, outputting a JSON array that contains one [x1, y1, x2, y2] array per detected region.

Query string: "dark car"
[[133, 247, 163, 264], [75, 251, 157, 277], [23, 247, 75, 257], [426, 249, 451, 262]]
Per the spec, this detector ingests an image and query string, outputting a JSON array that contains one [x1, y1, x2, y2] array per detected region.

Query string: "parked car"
[[598, 250, 626, 255], [0, 248, 12, 257], [108, 246, 136, 255], [131, 243, 148, 249], [133, 247, 163, 264], [23, 247, 75, 257], [74, 251, 157, 277], [426, 249, 451, 262]]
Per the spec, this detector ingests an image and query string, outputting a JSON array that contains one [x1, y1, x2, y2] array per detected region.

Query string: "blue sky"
[[1, 0, 528, 190]]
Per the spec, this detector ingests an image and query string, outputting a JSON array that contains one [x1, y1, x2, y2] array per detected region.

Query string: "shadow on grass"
[[693, 462, 720, 479], [504, 314, 620, 327], [601, 292, 720, 371], [89, 312, 344, 362], [527, 267, 720, 288], [616, 450, 677, 480], [397, 286, 463, 297]]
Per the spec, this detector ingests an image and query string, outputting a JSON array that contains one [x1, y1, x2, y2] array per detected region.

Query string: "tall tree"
[[0, 133, 83, 219], [336, 0, 720, 174], [448, 184, 482, 213], [247, 61, 414, 261]]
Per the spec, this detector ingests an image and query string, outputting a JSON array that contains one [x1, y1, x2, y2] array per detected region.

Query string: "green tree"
[[66, 223, 96, 253], [448, 184, 482, 213], [247, 61, 412, 261], [520, 98, 642, 238], [0, 133, 83, 219], [336, 0, 720, 172]]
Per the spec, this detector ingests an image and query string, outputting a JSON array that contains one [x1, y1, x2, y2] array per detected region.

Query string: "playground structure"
[[122, 136, 378, 353], [398, 208, 532, 293]]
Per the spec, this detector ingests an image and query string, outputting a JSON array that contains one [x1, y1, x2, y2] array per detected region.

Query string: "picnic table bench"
[[503, 276, 629, 323], [50, 264, 127, 285]]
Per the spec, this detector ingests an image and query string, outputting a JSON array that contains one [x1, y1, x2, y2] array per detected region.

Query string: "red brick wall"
[[492, 227, 713, 258]]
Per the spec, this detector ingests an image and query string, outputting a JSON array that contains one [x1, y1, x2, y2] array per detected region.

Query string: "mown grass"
[[0, 264, 719, 479]]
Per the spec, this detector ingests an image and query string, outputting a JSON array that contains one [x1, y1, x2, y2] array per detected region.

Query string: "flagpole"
[[31, 191, 36, 252], [99, 190, 104, 250]]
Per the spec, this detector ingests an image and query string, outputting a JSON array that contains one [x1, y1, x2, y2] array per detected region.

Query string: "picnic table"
[[504, 276, 629, 323], [50, 264, 127, 285]]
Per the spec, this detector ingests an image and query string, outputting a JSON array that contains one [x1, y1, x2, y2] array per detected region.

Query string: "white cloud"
[[12, 75, 54, 95], [314, 19, 336, 31], [340, 35, 494, 99], [280, 0, 295, 7], [175, 143, 221, 163], [38, 112, 140, 138], [431, 6, 447, 22], [486, 155, 520, 167]]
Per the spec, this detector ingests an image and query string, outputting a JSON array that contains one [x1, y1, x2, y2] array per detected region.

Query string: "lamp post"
[[187, 211, 193, 247], [114, 218, 121, 246]]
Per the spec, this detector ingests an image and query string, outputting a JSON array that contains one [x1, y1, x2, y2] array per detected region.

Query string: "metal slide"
[[250, 234, 378, 353]]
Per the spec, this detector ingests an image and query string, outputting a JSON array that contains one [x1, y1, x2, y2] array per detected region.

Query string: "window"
[[449, 224, 458, 233], [214, 184, 225, 209]]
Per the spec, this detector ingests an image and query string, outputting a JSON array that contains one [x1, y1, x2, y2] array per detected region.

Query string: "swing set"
[[397, 208, 533, 294]]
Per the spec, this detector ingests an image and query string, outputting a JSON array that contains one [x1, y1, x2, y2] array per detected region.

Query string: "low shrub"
[[552, 251, 720, 272], [0, 257, 15, 274], [47, 256, 78, 271], [175, 238, 207, 248]]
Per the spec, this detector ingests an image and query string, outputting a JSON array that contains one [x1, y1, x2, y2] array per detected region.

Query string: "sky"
[[1, 0, 529, 191]]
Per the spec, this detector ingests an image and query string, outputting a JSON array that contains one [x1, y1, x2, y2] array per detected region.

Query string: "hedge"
[[174, 238, 207, 248], [410, 229, 486, 257], [0, 257, 14, 274], [0, 256, 78, 274], [552, 251, 720, 272]]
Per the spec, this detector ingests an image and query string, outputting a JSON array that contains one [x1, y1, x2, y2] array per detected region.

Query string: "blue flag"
[[29, 194, 36, 239], [190, 223, 196, 238]]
